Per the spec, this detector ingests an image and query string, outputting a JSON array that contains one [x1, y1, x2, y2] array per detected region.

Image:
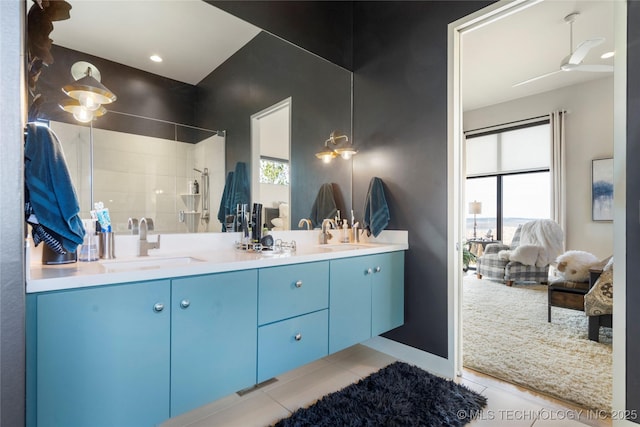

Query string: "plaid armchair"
[[476, 223, 555, 286]]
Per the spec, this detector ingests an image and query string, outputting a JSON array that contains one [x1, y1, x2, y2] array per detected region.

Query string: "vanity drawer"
[[258, 261, 329, 325], [257, 309, 328, 382]]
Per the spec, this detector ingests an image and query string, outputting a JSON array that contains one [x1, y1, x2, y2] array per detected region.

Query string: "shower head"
[[193, 168, 203, 173]]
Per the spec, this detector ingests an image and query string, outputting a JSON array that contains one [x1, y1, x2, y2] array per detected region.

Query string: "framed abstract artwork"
[[592, 158, 613, 221]]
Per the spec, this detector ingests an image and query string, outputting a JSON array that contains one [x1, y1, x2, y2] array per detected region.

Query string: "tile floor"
[[160, 344, 611, 427]]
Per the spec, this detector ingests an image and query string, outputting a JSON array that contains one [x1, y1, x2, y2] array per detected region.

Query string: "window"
[[465, 120, 551, 244], [259, 157, 289, 186]]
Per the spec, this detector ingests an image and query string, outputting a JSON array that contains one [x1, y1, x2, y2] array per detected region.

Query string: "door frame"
[[447, 0, 628, 423], [250, 97, 292, 227]]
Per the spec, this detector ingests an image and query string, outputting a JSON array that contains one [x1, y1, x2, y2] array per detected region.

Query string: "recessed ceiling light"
[[601, 51, 615, 59], [150, 55, 163, 63]]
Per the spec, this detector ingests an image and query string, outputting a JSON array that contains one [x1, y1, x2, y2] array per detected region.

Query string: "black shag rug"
[[272, 361, 487, 427]]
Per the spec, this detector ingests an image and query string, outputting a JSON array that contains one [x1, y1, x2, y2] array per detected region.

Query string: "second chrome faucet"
[[137, 217, 160, 256]]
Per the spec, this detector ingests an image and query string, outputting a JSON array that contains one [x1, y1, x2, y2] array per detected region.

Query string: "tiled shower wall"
[[51, 121, 225, 234]]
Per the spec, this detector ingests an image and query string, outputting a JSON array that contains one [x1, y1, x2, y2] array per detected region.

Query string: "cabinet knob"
[[180, 299, 190, 309], [295, 280, 303, 288], [375, 266, 381, 273], [366, 268, 373, 275], [153, 303, 164, 313], [294, 333, 302, 341]]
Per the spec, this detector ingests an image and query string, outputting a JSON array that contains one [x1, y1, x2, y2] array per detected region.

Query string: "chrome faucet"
[[320, 218, 337, 244], [127, 217, 139, 235], [298, 218, 312, 230], [138, 217, 160, 256]]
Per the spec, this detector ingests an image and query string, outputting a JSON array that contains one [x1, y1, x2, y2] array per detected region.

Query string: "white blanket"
[[509, 245, 547, 266], [518, 219, 564, 266]]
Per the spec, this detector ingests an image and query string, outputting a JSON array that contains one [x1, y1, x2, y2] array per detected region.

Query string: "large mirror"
[[36, 1, 353, 234]]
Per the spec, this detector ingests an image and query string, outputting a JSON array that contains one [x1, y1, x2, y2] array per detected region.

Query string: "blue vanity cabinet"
[[329, 255, 373, 354], [257, 262, 329, 382], [170, 270, 257, 417], [329, 251, 405, 353], [31, 280, 171, 427], [371, 251, 405, 336]]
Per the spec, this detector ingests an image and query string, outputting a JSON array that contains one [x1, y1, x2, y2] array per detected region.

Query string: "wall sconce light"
[[468, 200, 482, 239], [59, 61, 116, 123], [315, 131, 357, 163], [62, 61, 117, 109]]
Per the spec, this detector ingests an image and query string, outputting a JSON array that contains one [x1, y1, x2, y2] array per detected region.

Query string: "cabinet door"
[[35, 280, 171, 427], [329, 256, 373, 354], [371, 251, 405, 336], [171, 270, 257, 417]]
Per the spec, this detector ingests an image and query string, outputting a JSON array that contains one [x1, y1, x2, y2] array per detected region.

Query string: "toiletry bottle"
[[193, 179, 199, 194]]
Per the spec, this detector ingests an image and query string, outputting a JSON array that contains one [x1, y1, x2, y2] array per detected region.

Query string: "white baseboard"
[[363, 336, 455, 379]]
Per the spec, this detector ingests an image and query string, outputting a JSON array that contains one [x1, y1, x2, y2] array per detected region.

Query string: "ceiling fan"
[[513, 12, 613, 87]]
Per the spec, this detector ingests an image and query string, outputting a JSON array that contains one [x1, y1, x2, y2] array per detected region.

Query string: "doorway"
[[448, 0, 627, 415], [250, 98, 292, 230]]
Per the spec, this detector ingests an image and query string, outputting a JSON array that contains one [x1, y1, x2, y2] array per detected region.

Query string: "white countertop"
[[27, 230, 408, 293]]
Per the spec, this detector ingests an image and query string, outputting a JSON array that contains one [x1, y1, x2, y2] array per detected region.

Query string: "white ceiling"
[[51, 0, 261, 85], [463, 0, 615, 111], [50, 1, 614, 109]]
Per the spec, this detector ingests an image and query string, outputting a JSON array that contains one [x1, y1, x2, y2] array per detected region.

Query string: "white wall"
[[52, 121, 225, 234], [464, 77, 614, 258], [183, 134, 225, 233]]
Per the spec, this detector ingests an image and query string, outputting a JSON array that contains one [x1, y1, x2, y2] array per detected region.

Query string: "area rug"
[[463, 275, 612, 411], [272, 361, 486, 427]]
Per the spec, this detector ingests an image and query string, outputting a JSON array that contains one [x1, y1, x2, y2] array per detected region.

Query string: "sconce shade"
[[334, 147, 358, 160], [62, 62, 117, 110], [468, 201, 482, 215], [315, 149, 337, 163], [59, 98, 106, 123]]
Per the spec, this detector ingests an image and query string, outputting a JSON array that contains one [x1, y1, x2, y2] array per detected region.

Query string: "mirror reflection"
[[38, 1, 352, 234], [51, 115, 225, 234]]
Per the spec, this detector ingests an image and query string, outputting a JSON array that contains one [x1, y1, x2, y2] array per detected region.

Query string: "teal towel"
[[364, 177, 390, 237], [24, 123, 85, 252], [217, 171, 234, 230], [216, 162, 251, 231], [309, 183, 337, 228], [230, 162, 250, 208]]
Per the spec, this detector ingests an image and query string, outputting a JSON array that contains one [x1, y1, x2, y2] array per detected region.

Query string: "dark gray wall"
[[627, 1, 640, 420], [352, 1, 493, 357], [210, 1, 354, 71], [35, 45, 197, 141], [195, 31, 352, 228]]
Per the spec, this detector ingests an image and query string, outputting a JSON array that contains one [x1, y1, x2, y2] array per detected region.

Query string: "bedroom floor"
[[161, 344, 611, 427]]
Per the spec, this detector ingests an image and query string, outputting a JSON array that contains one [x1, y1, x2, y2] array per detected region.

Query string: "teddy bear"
[[555, 250, 599, 282]]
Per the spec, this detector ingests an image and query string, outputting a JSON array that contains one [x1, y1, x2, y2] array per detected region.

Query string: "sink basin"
[[100, 256, 204, 272]]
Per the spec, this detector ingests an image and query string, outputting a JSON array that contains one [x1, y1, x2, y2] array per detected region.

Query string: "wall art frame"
[[591, 157, 614, 222]]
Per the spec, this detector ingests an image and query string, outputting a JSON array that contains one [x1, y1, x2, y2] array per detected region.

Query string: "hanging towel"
[[230, 161, 250, 209], [24, 123, 85, 252], [309, 183, 338, 228], [217, 171, 234, 230], [363, 177, 390, 237]]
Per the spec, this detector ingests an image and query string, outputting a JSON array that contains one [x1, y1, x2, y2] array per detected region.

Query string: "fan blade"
[[572, 63, 614, 72], [569, 38, 605, 64], [512, 70, 562, 87]]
